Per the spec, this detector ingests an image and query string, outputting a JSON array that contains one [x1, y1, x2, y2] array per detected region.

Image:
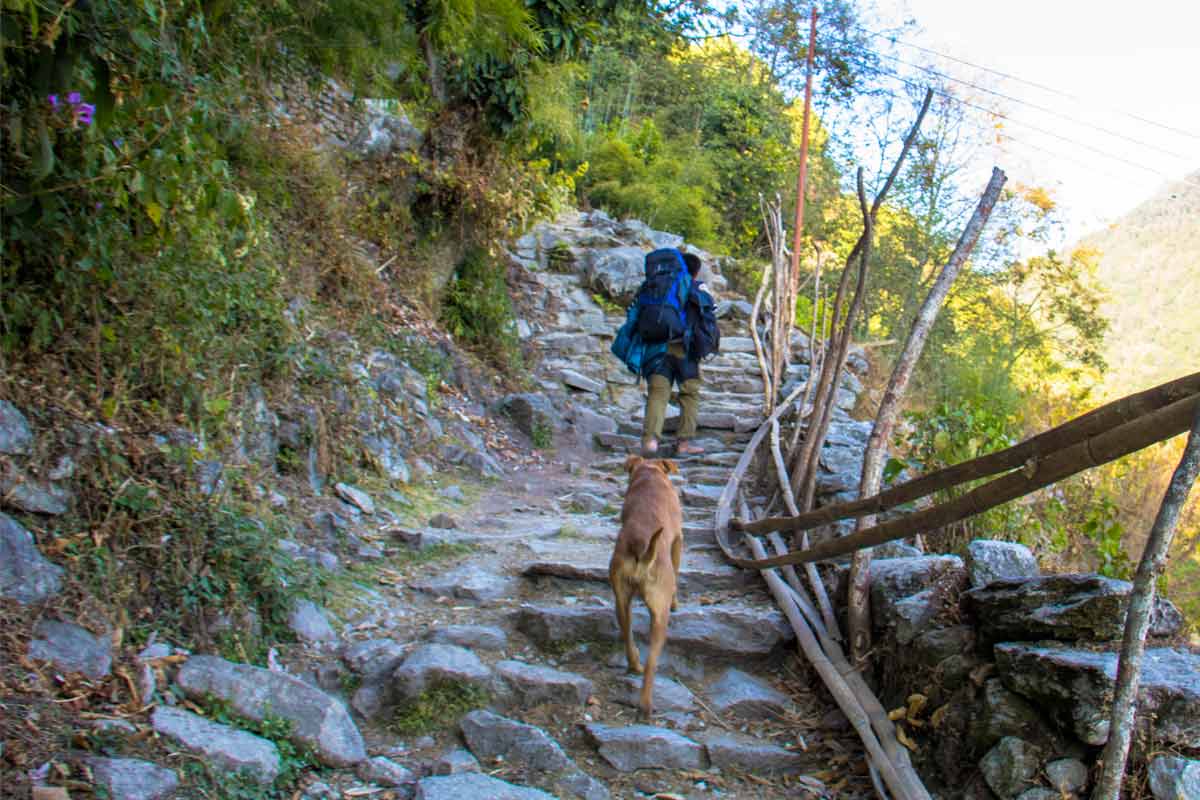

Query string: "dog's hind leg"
[[639, 603, 670, 720], [613, 581, 642, 674]]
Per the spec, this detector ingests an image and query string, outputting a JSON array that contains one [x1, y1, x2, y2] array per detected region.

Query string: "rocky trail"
[[4, 210, 1199, 800]]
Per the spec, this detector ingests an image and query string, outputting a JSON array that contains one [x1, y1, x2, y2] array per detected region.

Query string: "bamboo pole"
[[740, 374, 1200, 536], [722, 393, 1200, 569]]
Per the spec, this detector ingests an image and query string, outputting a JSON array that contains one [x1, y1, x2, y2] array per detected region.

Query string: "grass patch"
[[390, 681, 491, 735]]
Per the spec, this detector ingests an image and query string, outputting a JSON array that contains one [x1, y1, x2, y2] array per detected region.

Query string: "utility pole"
[[789, 5, 819, 303]]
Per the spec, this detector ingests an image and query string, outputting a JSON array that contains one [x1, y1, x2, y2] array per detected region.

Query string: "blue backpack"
[[635, 248, 691, 345], [611, 304, 650, 376]]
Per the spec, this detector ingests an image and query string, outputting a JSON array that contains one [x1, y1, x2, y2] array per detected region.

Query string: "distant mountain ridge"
[[1078, 168, 1200, 399]]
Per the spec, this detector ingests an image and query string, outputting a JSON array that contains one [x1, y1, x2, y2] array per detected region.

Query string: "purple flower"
[[74, 103, 95, 127], [48, 94, 59, 108], [67, 91, 82, 105]]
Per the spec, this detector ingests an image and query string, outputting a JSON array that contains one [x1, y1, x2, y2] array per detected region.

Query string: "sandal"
[[640, 438, 659, 456]]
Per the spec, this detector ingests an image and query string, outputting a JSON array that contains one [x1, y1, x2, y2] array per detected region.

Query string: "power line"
[[851, 23, 1200, 142], [873, 49, 1193, 163], [868, 67, 1200, 191]]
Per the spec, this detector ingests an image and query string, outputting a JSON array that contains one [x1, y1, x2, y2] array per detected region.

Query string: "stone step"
[[512, 600, 794, 660], [520, 539, 757, 594]]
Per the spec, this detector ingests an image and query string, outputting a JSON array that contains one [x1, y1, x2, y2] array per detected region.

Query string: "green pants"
[[643, 341, 701, 441], [644, 374, 701, 441]]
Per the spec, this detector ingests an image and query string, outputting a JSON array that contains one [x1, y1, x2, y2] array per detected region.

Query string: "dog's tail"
[[634, 527, 666, 582]]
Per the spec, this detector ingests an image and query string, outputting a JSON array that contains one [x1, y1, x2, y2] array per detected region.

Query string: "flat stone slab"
[[612, 675, 697, 712], [967, 573, 1183, 642], [393, 643, 493, 701], [411, 563, 518, 605], [461, 709, 572, 772], [415, 773, 556, 800], [495, 660, 592, 706], [522, 539, 754, 594], [706, 668, 792, 719], [560, 368, 605, 394], [176, 654, 365, 766], [425, 624, 509, 651], [29, 620, 112, 679], [702, 733, 810, 775], [583, 723, 706, 771], [1, 512, 63, 604], [86, 757, 178, 800], [995, 643, 1200, 748], [513, 601, 793, 659], [151, 707, 280, 784]]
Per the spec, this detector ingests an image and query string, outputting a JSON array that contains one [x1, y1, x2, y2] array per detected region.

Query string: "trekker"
[[642, 252, 708, 457]]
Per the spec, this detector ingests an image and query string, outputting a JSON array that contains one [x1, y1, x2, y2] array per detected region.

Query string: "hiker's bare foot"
[[676, 440, 704, 456], [640, 438, 659, 456]]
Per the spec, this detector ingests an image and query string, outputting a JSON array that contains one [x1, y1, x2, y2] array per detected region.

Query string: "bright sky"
[[873, 0, 1200, 240]]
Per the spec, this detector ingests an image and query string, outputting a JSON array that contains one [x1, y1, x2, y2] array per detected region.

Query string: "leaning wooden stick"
[[723, 392, 1200, 569], [847, 166, 1007, 664], [740, 373, 1200, 536], [745, 535, 930, 800], [1092, 403, 1200, 800]]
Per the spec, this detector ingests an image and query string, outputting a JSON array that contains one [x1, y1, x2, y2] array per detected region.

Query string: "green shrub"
[[440, 246, 523, 372]]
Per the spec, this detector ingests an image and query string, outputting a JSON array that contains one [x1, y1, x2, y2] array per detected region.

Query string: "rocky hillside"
[[3, 211, 1199, 800], [1079, 168, 1200, 400]]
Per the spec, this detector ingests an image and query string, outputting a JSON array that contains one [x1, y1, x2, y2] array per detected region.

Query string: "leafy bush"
[[0, 2, 291, 419], [440, 246, 523, 372]]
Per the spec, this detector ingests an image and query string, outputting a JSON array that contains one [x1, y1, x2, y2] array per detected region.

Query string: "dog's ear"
[[657, 459, 679, 475], [624, 454, 644, 474]]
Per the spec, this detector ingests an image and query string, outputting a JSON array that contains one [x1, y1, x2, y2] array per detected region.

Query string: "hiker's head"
[[682, 252, 702, 279]]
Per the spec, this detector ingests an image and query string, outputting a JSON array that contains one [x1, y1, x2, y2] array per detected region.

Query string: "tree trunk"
[[846, 166, 1008, 664], [1092, 404, 1200, 800], [419, 31, 446, 104]]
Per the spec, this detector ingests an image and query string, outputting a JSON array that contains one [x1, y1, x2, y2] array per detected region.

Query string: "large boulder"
[[176, 654, 365, 766], [995, 643, 1200, 748], [966, 574, 1184, 643], [0, 512, 63, 604], [583, 247, 647, 302]]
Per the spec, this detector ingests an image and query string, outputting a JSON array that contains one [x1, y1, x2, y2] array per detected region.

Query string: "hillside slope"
[[1080, 168, 1200, 399]]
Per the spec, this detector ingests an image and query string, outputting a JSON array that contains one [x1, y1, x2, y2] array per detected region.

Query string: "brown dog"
[[609, 454, 683, 719]]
